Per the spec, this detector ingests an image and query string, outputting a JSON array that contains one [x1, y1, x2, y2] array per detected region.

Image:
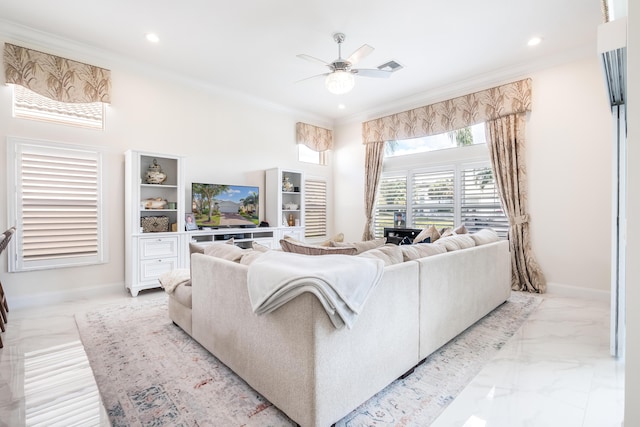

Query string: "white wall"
[[0, 36, 333, 306], [335, 53, 614, 293]]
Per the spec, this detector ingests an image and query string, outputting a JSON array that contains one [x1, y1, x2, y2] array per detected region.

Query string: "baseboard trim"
[[545, 282, 610, 301], [8, 282, 126, 310]]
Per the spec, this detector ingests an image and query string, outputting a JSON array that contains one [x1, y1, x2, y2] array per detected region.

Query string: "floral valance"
[[362, 78, 532, 144], [296, 122, 333, 152], [4, 43, 111, 104]]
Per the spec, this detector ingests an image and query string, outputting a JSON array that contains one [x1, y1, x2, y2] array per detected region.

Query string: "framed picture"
[[393, 211, 406, 228], [185, 213, 198, 231]]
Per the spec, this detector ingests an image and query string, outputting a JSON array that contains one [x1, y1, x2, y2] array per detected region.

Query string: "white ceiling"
[[0, 0, 603, 124]]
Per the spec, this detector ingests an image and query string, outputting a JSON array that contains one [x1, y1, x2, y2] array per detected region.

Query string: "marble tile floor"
[[0, 289, 625, 427]]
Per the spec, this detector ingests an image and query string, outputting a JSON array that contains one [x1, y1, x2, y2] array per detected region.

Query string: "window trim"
[[6, 137, 107, 272]]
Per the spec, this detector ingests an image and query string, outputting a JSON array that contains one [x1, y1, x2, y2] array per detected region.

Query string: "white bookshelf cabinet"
[[125, 150, 185, 296], [265, 168, 305, 246]]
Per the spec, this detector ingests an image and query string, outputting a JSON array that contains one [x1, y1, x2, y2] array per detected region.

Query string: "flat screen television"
[[191, 183, 259, 229]]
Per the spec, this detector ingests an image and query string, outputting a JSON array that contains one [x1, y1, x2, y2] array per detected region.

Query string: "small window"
[[385, 123, 486, 157], [12, 85, 105, 129], [304, 179, 327, 238], [298, 144, 327, 165], [7, 138, 106, 271]]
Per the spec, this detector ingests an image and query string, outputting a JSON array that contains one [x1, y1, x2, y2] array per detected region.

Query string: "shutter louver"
[[374, 175, 407, 238], [304, 179, 327, 238], [412, 170, 455, 229], [460, 166, 509, 236]]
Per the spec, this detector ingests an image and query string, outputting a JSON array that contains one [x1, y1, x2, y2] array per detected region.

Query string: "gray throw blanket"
[[247, 251, 384, 329]]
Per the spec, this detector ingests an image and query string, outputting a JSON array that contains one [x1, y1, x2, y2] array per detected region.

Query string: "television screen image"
[[191, 183, 259, 228]]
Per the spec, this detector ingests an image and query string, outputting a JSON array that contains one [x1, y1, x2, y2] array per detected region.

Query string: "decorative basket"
[[141, 216, 169, 233]]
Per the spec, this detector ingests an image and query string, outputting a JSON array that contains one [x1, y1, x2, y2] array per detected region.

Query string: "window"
[[385, 122, 486, 157], [12, 85, 105, 129], [374, 124, 508, 238], [7, 138, 106, 272], [304, 179, 327, 238], [298, 144, 327, 165]]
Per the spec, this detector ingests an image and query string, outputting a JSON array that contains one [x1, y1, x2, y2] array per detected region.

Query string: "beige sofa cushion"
[[280, 238, 357, 255], [204, 241, 247, 262], [357, 245, 403, 266], [434, 234, 476, 251], [330, 237, 386, 254], [398, 242, 447, 261], [470, 228, 500, 245]]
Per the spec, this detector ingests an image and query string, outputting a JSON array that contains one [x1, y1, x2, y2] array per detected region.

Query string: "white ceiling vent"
[[377, 60, 404, 72]]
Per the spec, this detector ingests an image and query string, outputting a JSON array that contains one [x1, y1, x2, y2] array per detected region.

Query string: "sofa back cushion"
[[357, 245, 404, 266], [204, 241, 247, 262], [434, 234, 476, 251], [469, 228, 500, 246], [398, 242, 447, 261]]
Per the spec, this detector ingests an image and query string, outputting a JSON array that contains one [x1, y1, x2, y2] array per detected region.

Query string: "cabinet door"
[[139, 236, 179, 259]]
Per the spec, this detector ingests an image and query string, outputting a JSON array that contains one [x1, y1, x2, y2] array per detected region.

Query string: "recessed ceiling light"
[[527, 36, 542, 47], [338, 104, 346, 110], [146, 33, 160, 43]]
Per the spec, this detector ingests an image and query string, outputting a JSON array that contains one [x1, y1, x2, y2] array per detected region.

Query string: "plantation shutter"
[[9, 139, 105, 271], [374, 175, 407, 237], [412, 169, 455, 229], [304, 179, 327, 238], [460, 165, 509, 235]]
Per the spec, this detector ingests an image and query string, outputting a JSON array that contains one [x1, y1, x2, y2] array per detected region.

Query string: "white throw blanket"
[[159, 268, 191, 294], [247, 251, 384, 329]]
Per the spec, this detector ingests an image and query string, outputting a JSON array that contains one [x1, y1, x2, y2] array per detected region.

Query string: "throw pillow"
[[204, 242, 247, 262], [330, 237, 386, 254], [469, 228, 500, 245], [280, 239, 357, 256], [440, 227, 454, 238], [252, 241, 271, 252], [358, 245, 403, 266], [398, 243, 447, 261], [454, 224, 469, 234], [318, 232, 345, 247], [413, 225, 441, 243]]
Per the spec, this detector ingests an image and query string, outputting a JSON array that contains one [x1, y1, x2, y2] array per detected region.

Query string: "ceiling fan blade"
[[346, 44, 374, 66], [352, 68, 393, 78], [295, 72, 330, 84], [296, 54, 330, 67]]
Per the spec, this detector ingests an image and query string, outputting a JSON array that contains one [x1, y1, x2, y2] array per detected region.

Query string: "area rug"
[[75, 291, 541, 426]]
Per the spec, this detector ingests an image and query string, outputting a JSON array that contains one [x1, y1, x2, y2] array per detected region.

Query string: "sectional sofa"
[[167, 230, 511, 426]]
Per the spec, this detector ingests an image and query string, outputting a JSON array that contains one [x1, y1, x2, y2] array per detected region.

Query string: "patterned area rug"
[[75, 291, 541, 426]]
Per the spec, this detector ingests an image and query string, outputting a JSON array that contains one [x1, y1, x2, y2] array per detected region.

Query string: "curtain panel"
[[4, 43, 111, 104], [486, 113, 547, 293], [296, 122, 333, 152], [361, 78, 532, 144]]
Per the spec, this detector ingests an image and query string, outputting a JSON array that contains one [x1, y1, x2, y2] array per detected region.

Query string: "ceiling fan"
[[297, 32, 398, 94]]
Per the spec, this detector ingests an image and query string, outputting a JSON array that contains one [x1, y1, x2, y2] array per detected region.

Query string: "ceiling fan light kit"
[[325, 70, 355, 94], [297, 32, 398, 95]]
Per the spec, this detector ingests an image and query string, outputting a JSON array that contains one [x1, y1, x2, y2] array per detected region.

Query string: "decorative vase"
[[145, 159, 167, 184], [282, 175, 294, 192]]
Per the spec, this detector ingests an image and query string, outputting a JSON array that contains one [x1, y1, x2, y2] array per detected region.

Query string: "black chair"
[[0, 227, 16, 348]]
